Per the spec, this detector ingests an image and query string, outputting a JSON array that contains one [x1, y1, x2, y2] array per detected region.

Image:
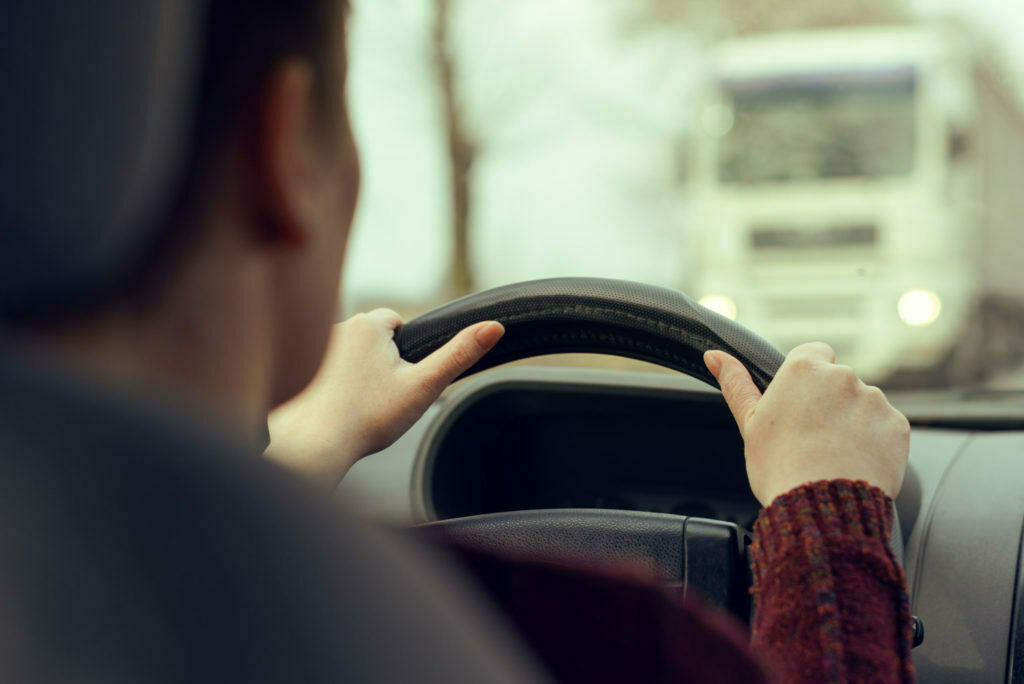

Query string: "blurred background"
[[341, 0, 1024, 389]]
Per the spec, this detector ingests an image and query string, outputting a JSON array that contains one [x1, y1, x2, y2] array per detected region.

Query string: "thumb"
[[413, 321, 505, 395], [704, 350, 762, 437]]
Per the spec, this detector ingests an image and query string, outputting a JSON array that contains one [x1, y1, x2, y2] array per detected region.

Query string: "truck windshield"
[[717, 68, 917, 184]]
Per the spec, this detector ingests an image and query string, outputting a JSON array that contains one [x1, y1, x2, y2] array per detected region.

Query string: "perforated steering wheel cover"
[[395, 277, 784, 391]]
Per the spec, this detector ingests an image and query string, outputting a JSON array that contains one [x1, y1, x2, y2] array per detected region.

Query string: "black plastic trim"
[[1004, 513, 1024, 683]]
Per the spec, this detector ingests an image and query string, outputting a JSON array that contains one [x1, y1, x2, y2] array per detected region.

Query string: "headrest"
[[0, 1, 204, 318]]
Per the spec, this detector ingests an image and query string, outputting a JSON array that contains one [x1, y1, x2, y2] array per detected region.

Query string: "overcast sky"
[[342, 0, 1024, 311]]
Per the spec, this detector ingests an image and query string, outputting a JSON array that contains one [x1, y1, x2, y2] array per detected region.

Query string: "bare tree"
[[432, 0, 475, 296]]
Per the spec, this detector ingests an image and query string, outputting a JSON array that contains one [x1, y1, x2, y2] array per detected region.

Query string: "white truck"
[[689, 24, 1024, 384]]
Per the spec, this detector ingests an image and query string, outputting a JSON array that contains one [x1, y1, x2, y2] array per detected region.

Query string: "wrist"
[[266, 411, 366, 487]]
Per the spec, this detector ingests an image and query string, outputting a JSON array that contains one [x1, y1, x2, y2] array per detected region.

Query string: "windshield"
[[346, 2, 1024, 397], [717, 69, 917, 183]]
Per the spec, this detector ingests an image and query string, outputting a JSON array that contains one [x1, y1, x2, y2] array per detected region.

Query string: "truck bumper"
[[696, 267, 972, 383]]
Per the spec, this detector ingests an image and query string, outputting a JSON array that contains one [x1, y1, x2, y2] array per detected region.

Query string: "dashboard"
[[422, 381, 759, 528], [339, 365, 1024, 684]]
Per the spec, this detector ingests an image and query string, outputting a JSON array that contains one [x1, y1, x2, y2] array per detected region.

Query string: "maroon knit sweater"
[[444, 479, 915, 683]]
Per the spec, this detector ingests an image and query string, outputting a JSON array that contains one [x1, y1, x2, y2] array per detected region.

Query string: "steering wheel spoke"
[[418, 509, 752, 619]]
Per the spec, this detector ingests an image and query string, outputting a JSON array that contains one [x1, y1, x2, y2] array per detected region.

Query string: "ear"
[[245, 59, 319, 247]]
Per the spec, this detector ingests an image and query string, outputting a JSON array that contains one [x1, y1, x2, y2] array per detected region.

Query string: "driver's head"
[[8, 0, 360, 414], [174, 0, 360, 405]]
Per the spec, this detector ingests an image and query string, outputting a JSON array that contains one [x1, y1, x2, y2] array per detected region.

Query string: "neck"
[[34, 238, 276, 439]]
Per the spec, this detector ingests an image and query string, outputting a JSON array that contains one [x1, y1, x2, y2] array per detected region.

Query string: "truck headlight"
[[698, 295, 737, 320], [897, 289, 942, 326]]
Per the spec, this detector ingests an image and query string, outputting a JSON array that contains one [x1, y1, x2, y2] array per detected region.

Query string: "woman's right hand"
[[704, 342, 910, 507]]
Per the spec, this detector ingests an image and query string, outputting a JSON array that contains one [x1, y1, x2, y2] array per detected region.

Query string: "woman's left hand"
[[265, 309, 504, 487]]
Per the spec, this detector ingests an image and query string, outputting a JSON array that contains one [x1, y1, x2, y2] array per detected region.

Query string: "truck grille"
[[764, 296, 861, 319], [750, 224, 877, 251]]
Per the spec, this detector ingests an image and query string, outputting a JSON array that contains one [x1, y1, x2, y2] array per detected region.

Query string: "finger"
[[787, 341, 837, 364], [413, 321, 505, 395], [365, 308, 404, 331], [704, 350, 762, 438]]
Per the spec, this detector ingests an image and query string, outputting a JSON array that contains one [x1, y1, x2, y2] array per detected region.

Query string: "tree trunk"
[[433, 0, 475, 296]]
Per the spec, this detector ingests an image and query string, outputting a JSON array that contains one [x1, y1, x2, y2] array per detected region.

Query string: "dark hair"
[[191, 0, 344, 171], [142, 0, 347, 303]]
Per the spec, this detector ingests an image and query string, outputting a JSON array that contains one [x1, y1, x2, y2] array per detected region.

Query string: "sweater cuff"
[[750, 479, 894, 585]]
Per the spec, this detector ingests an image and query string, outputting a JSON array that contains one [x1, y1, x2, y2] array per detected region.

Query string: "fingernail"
[[704, 351, 721, 376], [475, 321, 505, 348]]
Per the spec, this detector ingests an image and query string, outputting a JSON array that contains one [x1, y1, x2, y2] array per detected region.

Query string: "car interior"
[[344, 278, 1024, 683], [7, 1, 1024, 682]]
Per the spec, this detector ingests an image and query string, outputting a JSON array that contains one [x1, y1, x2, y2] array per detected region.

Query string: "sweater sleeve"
[[749, 479, 915, 684]]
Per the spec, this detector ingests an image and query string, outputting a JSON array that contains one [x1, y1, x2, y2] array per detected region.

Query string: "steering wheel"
[[395, 277, 903, 617]]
